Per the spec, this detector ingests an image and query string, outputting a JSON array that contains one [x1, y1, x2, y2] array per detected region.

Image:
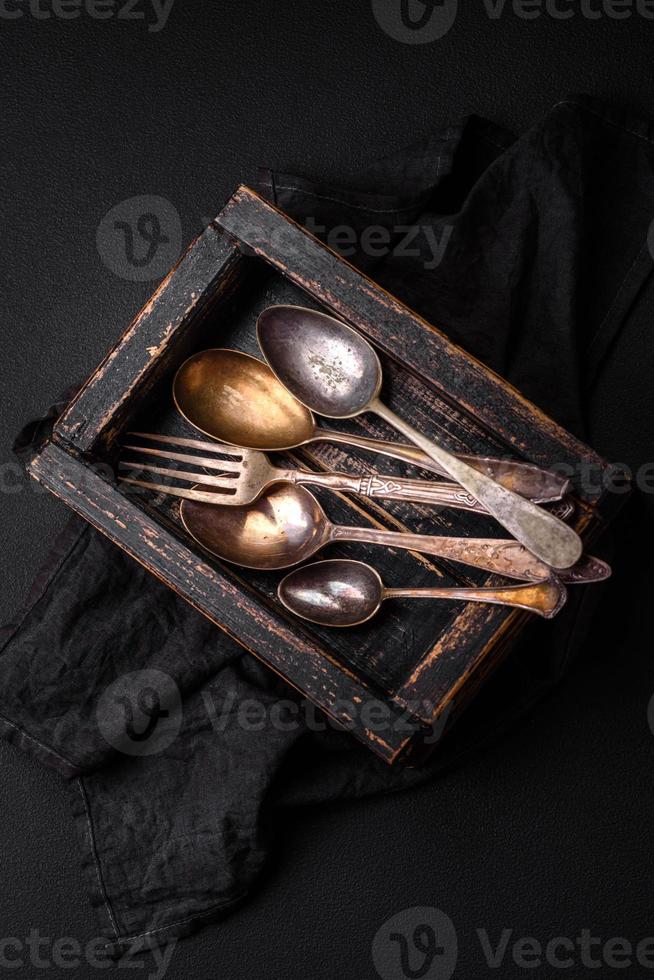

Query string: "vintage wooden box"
[[27, 186, 617, 765]]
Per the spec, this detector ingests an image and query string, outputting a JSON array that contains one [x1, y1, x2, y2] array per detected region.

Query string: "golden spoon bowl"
[[173, 348, 314, 451]]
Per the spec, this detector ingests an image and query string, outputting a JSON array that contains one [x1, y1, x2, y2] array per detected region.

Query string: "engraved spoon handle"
[[316, 429, 569, 503], [383, 581, 567, 619], [330, 527, 558, 581], [370, 398, 582, 569]]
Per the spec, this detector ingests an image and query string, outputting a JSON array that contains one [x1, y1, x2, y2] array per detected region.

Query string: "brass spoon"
[[172, 348, 570, 504], [179, 482, 608, 583], [278, 559, 567, 626], [256, 306, 583, 570]]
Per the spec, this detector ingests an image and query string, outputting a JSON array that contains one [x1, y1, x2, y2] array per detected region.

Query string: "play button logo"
[[372, 0, 458, 43], [372, 907, 458, 980]]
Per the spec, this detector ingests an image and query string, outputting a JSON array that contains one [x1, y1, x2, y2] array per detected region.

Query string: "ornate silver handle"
[[293, 469, 485, 513], [321, 429, 570, 503]]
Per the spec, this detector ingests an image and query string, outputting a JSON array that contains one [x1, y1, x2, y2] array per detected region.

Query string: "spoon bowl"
[[256, 305, 382, 418], [180, 482, 328, 570], [279, 559, 384, 627], [174, 348, 315, 450]]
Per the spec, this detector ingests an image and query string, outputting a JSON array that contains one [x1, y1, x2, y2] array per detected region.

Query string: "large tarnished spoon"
[[256, 305, 583, 569], [179, 482, 607, 583]]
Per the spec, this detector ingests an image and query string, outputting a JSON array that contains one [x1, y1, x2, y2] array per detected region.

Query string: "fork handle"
[[317, 430, 569, 503], [286, 469, 488, 514]]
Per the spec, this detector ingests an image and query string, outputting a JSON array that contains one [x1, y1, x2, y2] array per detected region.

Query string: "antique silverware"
[[174, 482, 609, 583], [172, 348, 570, 504], [120, 431, 538, 516], [256, 305, 583, 569], [278, 559, 567, 626]]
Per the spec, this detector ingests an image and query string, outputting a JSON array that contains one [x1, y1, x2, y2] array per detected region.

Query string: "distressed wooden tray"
[[27, 186, 617, 764]]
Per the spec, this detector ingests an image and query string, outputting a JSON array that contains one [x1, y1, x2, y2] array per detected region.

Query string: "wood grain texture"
[[55, 226, 245, 453]]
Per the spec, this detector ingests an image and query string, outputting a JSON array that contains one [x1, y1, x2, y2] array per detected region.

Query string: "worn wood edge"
[[443, 610, 529, 725], [215, 185, 614, 504], [28, 441, 423, 763], [394, 609, 527, 767], [396, 600, 523, 720], [394, 501, 604, 716], [55, 225, 245, 452]]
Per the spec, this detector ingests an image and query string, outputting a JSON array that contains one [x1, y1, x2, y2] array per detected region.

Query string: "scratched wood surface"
[[31, 187, 620, 763], [55, 227, 246, 452]]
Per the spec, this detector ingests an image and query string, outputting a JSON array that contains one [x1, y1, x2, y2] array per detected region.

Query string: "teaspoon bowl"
[[278, 558, 568, 627], [278, 559, 384, 627]]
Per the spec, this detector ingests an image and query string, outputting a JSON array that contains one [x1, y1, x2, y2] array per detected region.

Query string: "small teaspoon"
[[278, 559, 567, 627]]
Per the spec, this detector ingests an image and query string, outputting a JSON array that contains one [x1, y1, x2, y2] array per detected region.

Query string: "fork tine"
[[119, 461, 238, 488], [127, 431, 242, 456], [119, 477, 236, 503], [122, 445, 241, 472]]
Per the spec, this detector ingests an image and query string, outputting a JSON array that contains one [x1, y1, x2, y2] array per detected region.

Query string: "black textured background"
[[2, 2, 654, 978]]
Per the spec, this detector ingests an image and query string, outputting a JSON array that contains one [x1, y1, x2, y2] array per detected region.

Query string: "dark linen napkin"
[[1, 94, 652, 956]]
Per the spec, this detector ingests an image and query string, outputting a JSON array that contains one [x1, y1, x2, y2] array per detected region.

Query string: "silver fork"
[[119, 431, 575, 518], [117, 433, 611, 585]]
